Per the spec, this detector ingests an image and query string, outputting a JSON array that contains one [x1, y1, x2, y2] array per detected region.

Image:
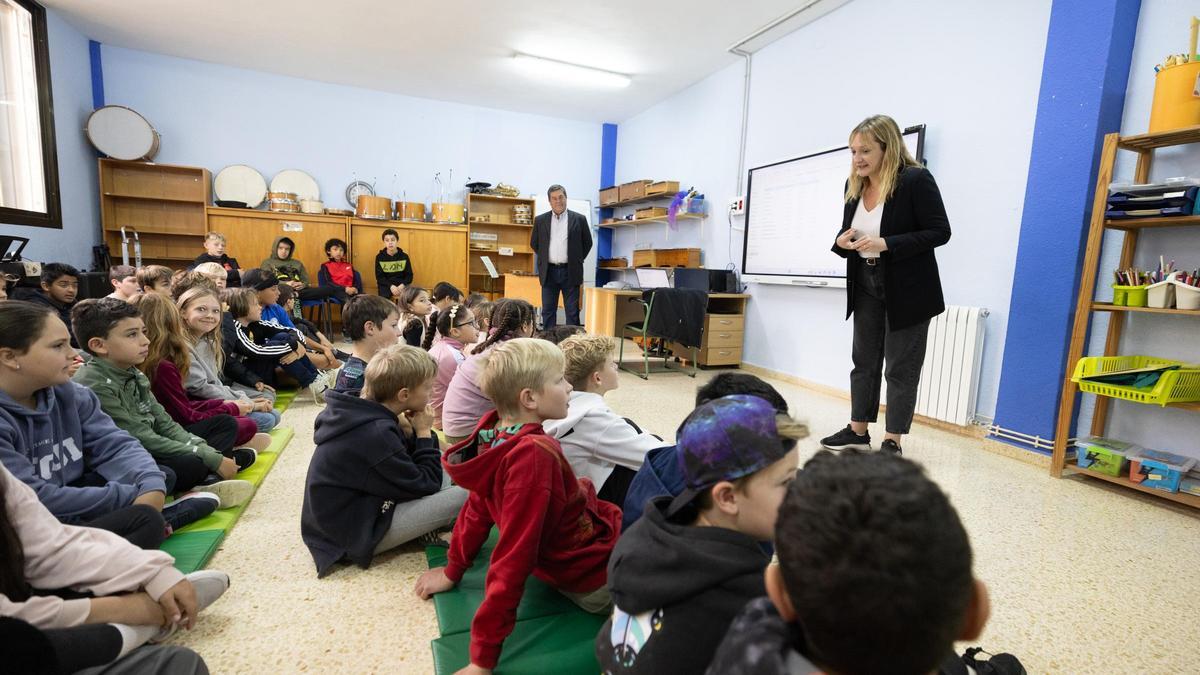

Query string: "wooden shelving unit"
[[598, 213, 705, 228], [466, 193, 536, 299], [99, 159, 210, 266], [1052, 125, 1200, 510]]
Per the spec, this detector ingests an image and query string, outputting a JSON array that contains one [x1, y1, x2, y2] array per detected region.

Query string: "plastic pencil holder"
[[1146, 280, 1176, 309], [1112, 284, 1148, 307], [1174, 280, 1200, 310]]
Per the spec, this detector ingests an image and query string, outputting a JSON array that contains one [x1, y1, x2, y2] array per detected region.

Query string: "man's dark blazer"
[[531, 209, 593, 287], [831, 166, 951, 331]]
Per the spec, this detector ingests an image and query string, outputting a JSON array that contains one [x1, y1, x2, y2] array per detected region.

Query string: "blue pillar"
[[991, 0, 1141, 452], [597, 123, 618, 282], [88, 40, 104, 109]]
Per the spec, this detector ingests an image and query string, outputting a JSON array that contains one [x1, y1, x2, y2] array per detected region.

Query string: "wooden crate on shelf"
[[633, 248, 701, 269], [598, 257, 628, 269], [635, 206, 668, 219], [99, 159, 210, 265], [619, 180, 652, 202], [646, 180, 680, 196], [600, 186, 621, 205], [466, 194, 536, 297]]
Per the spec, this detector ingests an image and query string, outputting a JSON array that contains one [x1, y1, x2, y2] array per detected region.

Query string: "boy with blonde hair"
[[191, 232, 241, 287], [414, 338, 621, 673], [301, 344, 466, 577], [544, 334, 662, 507]]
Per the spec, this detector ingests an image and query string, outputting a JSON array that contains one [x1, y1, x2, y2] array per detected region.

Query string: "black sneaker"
[[881, 439, 903, 455], [222, 447, 257, 471], [162, 492, 219, 530], [820, 425, 872, 451]]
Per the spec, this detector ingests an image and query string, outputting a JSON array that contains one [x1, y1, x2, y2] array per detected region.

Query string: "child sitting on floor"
[[426, 303, 480, 429], [13, 263, 79, 347], [318, 238, 361, 299], [0, 463, 228, 673], [333, 295, 400, 394], [622, 372, 790, 530], [707, 450, 991, 675], [71, 299, 252, 519], [302, 344, 467, 578], [420, 282, 465, 350], [595, 394, 807, 675], [0, 301, 169, 549], [275, 284, 344, 370], [415, 338, 622, 674], [133, 293, 270, 469], [192, 262, 229, 290], [398, 285, 433, 348], [106, 265, 141, 302], [176, 287, 280, 433], [136, 265, 173, 296], [543, 334, 663, 507], [223, 287, 329, 403]]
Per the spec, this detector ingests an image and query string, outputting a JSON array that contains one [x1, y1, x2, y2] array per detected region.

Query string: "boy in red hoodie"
[[318, 238, 362, 298], [414, 337, 621, 674]]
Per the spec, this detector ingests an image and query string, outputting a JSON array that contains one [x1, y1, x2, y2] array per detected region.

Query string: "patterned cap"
[[666, 394, 798, 517]]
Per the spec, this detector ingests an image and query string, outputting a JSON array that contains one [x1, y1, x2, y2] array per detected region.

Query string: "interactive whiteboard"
[[741, 125, 925, 287]]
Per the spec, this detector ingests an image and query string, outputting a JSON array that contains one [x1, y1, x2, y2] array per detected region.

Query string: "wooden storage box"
[[619, 180, 652, 202], [632, 247, 702, 268], [635, 206, 668, 219], [600, 186, 621, 206], [646, 180, 680, 196], [598, 257, 629, 268]]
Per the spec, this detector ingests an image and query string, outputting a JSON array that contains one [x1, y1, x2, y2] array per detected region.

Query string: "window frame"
[[0, 0, 62, 230]]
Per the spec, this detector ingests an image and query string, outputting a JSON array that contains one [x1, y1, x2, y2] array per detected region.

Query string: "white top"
[[542, 391, 664, 489], [851, 198, 883, 259], [549, 210, 569, 264]]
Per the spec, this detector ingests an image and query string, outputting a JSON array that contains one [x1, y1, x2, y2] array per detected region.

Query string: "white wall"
[[1079, 1, 1200, 460], [99, 46, 602, 240], [614, 0, 1052, 420], [1, 9, 100, 269]]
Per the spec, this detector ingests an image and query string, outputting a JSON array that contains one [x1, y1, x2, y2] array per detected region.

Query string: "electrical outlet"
[[728, 196, 745, 216]]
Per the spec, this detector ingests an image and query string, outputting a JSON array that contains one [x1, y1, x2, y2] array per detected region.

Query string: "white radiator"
[[909, 305, 988, 426]]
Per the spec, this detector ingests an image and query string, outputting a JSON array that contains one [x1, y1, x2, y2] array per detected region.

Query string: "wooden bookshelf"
[[598, 213, 705, 228], [99, 159, 210, 267], [466, 194, 536, 298], [1051, 127, 1200, 512]]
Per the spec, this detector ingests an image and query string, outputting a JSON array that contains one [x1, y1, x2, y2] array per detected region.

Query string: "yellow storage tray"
[[1071, 355, 1200, 406]]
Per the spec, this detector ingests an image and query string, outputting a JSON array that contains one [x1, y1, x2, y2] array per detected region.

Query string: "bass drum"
[[85, 105, 161, 161], [213, 165, 268, 208]]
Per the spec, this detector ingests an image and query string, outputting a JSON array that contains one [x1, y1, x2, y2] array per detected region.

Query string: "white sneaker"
[[151, 570, 231, 643], [308, 370, 331, 405], [194, 479, 254, 508]]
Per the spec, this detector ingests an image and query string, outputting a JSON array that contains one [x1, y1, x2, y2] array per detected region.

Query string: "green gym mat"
[[162, 530, 224, 574], [424, 528, 606, 674], [273, 388, 298, 412], [430, 611, 605, 675]]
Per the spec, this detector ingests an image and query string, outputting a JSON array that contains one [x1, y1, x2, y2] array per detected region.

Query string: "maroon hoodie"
[[442, 410, 622, 668]]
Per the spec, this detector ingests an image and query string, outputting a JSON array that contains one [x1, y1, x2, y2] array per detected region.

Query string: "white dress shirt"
[[549, 210, 569, 264], [851, 198, 883, 259]]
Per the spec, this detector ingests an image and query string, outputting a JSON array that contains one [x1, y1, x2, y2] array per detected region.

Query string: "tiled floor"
[[174, 366, 1200, 674]]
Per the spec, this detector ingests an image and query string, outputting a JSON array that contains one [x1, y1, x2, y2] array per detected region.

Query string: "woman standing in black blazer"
[[819, 115, 951, 455]]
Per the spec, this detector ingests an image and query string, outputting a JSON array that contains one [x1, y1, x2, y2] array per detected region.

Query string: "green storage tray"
[[161, 530, 224, 574], [1072, 355, 1200, 405]]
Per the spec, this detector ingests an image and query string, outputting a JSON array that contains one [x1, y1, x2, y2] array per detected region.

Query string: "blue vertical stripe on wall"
[[991, 0, 1141, 452], [88, 40, 104, 109], [597, 122, 618, 281]]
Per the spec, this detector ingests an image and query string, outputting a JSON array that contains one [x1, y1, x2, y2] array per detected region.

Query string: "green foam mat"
[[430, 611, 605, 675], [161, 530, 224, 574], [171, 428, 292, 535], [273, 389, 298, 412], [425, 533, 578, 635]]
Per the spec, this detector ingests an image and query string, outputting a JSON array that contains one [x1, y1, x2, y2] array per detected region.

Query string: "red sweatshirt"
[[150, 361, 257, 446], [322, 260, 355, 289], [442, 411, 621, 669]]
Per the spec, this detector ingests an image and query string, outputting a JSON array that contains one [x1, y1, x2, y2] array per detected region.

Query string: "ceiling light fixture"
[[512, 53, 631, 88]]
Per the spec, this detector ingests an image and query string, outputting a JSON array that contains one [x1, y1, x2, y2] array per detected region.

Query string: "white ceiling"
[[44, 0, 847, 122]]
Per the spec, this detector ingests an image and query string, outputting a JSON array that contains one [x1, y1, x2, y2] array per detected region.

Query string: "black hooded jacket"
[[300, 389, 442, 577], [596, 496, 770, 675]]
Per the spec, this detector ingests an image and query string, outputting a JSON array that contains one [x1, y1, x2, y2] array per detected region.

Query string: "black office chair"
[[618, 287, 706, 379]]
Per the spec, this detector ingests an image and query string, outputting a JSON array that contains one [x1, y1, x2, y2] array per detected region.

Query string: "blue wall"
[[991, 0, 1141, 450]]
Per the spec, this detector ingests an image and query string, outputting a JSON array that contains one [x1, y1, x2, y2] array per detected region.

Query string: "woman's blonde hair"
[[845, 114, 921, 204], [177, 285, 225, 370], [133, 292, 191, 382], [479, 338, 564, 417]]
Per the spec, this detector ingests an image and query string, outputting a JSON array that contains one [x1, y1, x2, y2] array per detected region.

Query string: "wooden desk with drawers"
[[583, 287, 750, 367]]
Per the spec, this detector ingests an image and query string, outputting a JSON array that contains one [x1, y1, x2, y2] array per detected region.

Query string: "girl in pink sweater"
[[427, 303, 480, 429], [0, 464, 227, 672]]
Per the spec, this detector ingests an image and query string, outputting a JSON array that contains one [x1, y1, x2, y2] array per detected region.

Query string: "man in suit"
[[531, 184, 592, 329]]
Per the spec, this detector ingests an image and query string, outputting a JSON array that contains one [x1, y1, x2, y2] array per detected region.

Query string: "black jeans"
[[156, 455, 210, 496], [541, 264, 581, 328], [850, 261, 931, 435], [83, 504, 167, 550], [298, 285, 346, 303], [184, 416, 238, 454], [597, 465, 637, 507]]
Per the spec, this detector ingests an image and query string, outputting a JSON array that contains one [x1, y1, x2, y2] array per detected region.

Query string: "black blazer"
[[831, 166, 951, 330], [531, 209, 593, 286]]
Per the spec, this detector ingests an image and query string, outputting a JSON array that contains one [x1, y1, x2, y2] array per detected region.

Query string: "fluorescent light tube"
[[512, 53, 631, 88]]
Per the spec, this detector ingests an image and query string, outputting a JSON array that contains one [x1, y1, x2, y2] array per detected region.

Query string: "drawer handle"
[[717, 351, 731, 355], [718, 320, 733, 325], [718, 333, 731, 338]]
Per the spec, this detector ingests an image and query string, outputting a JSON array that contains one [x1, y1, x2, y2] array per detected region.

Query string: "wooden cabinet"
[[99, 159, 210, 265], [350, 219, 467, 295], [466, 194, 536, 299], [206, 208, 348, 283]]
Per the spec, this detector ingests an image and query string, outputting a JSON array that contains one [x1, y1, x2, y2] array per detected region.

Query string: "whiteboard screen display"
[[742, 126, 924, 285]]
